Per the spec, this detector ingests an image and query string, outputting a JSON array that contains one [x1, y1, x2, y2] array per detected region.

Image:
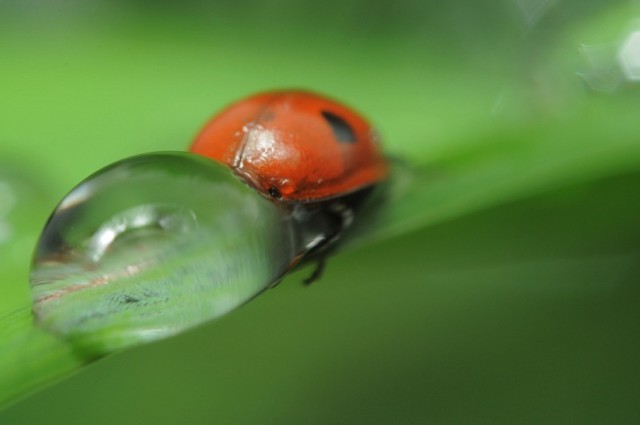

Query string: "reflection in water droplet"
[[30, 153, 320, 357]]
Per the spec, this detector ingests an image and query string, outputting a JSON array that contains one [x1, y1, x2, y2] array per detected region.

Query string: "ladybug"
[[189, 90, 389, 282]]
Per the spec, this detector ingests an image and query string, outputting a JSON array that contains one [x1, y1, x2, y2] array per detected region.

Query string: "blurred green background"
[[1, 0, 640, 424]]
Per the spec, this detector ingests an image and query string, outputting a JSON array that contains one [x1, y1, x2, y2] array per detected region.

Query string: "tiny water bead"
[[29, 152, 327, 357]]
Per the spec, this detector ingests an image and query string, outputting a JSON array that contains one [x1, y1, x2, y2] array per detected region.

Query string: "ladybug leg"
[[302, 202, 354, 285], [303, 256, 327, 285]]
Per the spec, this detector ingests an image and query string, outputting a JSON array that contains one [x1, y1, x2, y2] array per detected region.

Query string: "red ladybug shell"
[[189, 90, 388, 202]]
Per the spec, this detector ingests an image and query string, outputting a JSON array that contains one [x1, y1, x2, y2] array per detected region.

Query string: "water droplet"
[[29, 152, 320, 357]]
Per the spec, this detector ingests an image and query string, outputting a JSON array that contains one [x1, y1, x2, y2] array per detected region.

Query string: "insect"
[[189, 90, 389, 282]]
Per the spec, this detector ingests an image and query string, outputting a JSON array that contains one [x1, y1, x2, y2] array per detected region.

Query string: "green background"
[[1, 1, 639, 423]]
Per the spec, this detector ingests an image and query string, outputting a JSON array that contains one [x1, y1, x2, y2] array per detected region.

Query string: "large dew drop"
[[29, 153, 307, 357]]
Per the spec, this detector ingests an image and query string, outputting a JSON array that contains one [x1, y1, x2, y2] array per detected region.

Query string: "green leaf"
[[0, 308, 84, 410], [1, 0, 640, 416]]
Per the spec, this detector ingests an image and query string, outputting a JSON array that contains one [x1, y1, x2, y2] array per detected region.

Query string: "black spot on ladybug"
[[321, 111, 356, 143], [268, 186, 282, 199]]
